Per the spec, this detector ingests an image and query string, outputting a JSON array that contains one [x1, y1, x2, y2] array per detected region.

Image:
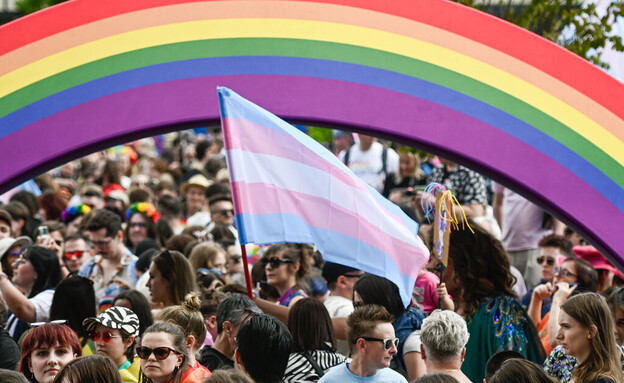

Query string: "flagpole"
[[240, 244, 254, 299]]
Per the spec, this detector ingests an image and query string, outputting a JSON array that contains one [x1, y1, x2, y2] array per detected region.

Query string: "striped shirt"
[[283, 350, 349, 383]]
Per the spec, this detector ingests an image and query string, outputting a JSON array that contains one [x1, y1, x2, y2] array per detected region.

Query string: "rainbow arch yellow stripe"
[[1, 0, 623, 265]]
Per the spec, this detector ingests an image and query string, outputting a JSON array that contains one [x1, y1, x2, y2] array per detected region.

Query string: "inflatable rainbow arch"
[[1, 0, 623, 267]]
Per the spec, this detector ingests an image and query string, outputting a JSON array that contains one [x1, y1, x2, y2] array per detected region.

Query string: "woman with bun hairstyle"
[[157, 293, 211, 382]]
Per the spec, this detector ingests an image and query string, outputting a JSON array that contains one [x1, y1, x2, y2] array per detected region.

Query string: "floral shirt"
[[544, 344, 624, 383]]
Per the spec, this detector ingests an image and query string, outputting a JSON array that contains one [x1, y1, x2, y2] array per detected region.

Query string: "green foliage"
[[454, 0, 624, 68], [16, 0, 66, 15], [307, 127, 333, 146]]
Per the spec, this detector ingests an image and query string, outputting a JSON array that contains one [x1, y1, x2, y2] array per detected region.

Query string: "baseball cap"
[[574, 245, 624, 279], [83, 306, 140, 337], [322, 262, 363, 284], [0, 236, 32, 261]]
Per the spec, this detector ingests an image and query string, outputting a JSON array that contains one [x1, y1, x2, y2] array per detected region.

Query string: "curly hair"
[[447, 220, 516, 317]]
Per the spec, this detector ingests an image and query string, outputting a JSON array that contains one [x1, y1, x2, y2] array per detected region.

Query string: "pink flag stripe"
[[231, 180, 425, 275], [226, 149, 417, 242], [223, 116, 411, 229]]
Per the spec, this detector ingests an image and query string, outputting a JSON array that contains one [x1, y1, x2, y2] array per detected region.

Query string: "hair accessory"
[[61, 204, 92, 223], [125, 202, 160, 223]]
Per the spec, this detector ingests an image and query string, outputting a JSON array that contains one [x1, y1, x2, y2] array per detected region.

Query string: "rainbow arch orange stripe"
[[1, 0, 623, 265]]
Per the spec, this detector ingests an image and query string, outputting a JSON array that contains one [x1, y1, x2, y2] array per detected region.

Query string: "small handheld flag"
[[218, 87, 429, 306]]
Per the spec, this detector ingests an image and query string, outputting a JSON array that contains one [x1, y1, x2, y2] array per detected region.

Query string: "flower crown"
[[61, 204, 91, 223], [126, 202, 160, 223]]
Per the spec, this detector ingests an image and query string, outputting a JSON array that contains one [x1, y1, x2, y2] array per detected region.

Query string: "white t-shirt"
[[324, 295, 355, 356], [339, 142, 399, 193]]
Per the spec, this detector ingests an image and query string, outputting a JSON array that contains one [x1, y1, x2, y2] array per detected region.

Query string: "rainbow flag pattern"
[[219, 87, 429, 306], [0, 0, 623, 267]]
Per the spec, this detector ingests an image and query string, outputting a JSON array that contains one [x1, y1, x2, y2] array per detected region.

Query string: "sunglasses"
[[135, 346, 180, 360], [64, 251, 84, 260], [536, 256, 555, 266], [356, 336, 399, 350], [30, 319, 67, 327], [261, 257, 294, 268], [558, 269, 577, 278], [216, 209, 234, 216], [229, 255, 242, 264], [343, 272, 365, 279], [89, 331, 122, 343]]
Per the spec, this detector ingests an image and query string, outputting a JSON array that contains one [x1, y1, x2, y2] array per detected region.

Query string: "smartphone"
[[38, 225, 49, 239]]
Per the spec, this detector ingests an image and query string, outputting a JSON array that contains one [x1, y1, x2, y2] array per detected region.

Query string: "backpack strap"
[[343, 148, 351, 167], [379, 146, 388, 175], [302, 352, 325, 377]]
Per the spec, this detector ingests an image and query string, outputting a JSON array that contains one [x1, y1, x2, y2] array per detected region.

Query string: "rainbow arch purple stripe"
[[1, 0, 624, 268]]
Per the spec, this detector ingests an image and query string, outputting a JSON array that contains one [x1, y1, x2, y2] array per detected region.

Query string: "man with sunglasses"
[[63, 233, 93, 275], [320, 305, 407, 383], [322, 262, 364, 356]]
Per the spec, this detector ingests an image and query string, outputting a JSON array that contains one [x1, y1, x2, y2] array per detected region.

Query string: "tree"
[[454, 0, 624, 68]]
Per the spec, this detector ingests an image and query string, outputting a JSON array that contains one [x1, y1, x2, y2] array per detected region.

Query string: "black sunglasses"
[[355, 336, 399, 350], [261, 257, 294, 268], [537, 256, 555, 266], [135, 346, 180, 360]]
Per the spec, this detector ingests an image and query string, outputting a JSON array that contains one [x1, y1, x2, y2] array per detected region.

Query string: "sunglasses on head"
[[89, 330, 122, 343], [355, 336, 399, 350], [135, 346, 180, 360], [64, 251, 84, 260], [536, 256, 555, 266], [261, 257, 294, 268]]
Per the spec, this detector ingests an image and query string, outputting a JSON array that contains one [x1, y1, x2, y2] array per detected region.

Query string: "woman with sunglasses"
[[18, 322, 81, 383], [83, 306, 141, 382], [137, 322, 190, 383], [529, 257, 598, 354], [1, 246, 63, 340]]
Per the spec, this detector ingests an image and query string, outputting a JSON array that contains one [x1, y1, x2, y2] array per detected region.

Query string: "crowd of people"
[[0, 128, 622, 383]]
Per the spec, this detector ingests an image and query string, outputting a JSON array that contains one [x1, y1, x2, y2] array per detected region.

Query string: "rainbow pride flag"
[[218, 87, 429, 306]]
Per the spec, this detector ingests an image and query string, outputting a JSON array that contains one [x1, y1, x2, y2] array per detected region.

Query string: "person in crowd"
[[113, 290, 154, 338], [339, 134, 399, 194], [284, 298, 348, 382], [146, 250, 197, 308], [319, 305, 407, 383], [5, 201, 31, 239], [62, 233, 92, 275], [0, 297, 20, 370], [382, 151, 426, 198], [484, 351, 526, 382], [18, 322, 81, 383], [80, 209, 138, 311], [221, 240, 244, 286], [0, 208, 13, 239], [443, 221, 545, 383], [188, 243, 228, 276], [353, 274, 425, 380], [257, 243, 309, 310], [555, 293, 623, 383], [493, 182, 565, 290], [49, 275, 97, 355], [419, 310, 471, 383], [199, 294, 262, 371], [83, 306, 140, 382], [0, 369, 29, 383], [521, 234, 572, 316], [156, 194, 185, 235], [489, 359, 556, 383], [1, 246, 63, 340], [203, 369, 253, 383], [180, 174, 212, 227], [124, 203, 159, 255], [413, 264, 454, 315], [77, 184, 104, 210], [412, 374, 460, 383], [575, 246, 623, 293], [38, 191, 68, 222], [234, 313, 292, 383], [208, 197, 235, 227], [137, 322, 190, 383], [197, 289, 226, 348], [53, 354, 122, 383], [0, 235, 32, 279], [529, 257, 598, 354], [156, 294, 211, 382], [60, 204, 91, 237]]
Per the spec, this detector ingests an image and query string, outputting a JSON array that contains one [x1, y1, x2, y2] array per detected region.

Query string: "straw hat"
[[180, 174, 212, 195]]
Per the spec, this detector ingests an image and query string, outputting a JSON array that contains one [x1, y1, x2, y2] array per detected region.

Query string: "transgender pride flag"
[[218, 87, 429, 306]]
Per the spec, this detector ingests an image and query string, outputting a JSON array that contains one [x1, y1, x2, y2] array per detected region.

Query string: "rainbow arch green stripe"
[[1, 0, 623, 266]]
